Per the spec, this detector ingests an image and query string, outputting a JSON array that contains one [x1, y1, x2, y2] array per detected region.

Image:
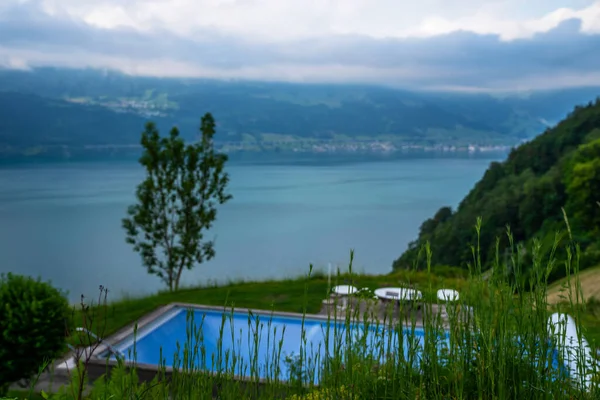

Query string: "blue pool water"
[[107, 306, 568, 384], [108, 306, 422, 381]]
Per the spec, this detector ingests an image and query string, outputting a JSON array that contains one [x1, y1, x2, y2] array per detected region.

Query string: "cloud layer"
[[1, 0, 600, 91]]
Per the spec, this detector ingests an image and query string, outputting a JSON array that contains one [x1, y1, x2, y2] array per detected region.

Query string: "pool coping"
[[54, 302, 388, 387], [53, 303, 178, 376]]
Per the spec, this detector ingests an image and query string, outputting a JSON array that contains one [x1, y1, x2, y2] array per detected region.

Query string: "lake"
[[0, 153, 505, 302]]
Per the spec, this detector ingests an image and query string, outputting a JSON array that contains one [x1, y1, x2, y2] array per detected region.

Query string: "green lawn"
[[67, 266, 600, 350], [69, 269, 466, 345]]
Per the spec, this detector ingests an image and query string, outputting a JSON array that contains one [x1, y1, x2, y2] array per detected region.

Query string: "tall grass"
[[10, 227, 600, 400]]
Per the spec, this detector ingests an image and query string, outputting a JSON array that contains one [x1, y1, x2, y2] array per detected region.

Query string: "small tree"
[[123, 113, 232, 291]]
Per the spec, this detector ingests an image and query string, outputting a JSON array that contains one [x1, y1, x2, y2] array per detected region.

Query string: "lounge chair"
[[437, 289, 459, 302], [548, 313, 596, 390], [331, 285, 358, 311]]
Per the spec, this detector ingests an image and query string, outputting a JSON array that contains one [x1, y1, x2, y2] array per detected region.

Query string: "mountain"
[[393, 98, 600, 284], [0, 67, 554, 159], [0, 91, 175, 160], [1, 67, 599, 161], [0, 91, 159, 147], [498, 88, 600, 126]]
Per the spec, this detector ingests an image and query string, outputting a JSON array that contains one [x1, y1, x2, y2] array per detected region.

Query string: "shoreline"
[[0, 145, 511, 165]]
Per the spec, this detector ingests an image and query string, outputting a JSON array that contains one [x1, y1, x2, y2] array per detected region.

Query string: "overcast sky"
[[1, 0, 600, 91]]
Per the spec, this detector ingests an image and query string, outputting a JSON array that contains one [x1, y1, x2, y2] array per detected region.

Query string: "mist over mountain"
[[0, 67, 598, 160]]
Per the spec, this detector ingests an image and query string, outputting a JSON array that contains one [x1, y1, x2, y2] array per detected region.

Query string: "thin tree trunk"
[[175, 263, 185, 291]]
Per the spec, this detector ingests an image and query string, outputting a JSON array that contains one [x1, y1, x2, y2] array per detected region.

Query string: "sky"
[[1, 0, 600, 91]]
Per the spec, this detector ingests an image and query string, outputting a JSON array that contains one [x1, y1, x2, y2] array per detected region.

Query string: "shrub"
[[430, 265, 469, 279], [0, 273, 71, 395]]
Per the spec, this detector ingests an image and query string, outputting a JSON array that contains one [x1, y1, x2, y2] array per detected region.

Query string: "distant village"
[[218, 140, 512, 154], [66, 97, 171, 118]]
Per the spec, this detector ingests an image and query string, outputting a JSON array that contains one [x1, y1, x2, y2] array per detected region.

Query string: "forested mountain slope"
[[0, 68, 544, 149], [2, 67, 599, 161], [394, 98, 600, 280], [0, 91, 165, 147]]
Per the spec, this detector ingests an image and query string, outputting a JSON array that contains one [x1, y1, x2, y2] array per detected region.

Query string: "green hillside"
[[0, 68, 546, 152], [393, 98, 600, 282], [3, 67, 600, 161], [0, 91, 159, 147]]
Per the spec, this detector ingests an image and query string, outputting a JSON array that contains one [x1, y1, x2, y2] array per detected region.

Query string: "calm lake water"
[[0, 153, 505, 302]]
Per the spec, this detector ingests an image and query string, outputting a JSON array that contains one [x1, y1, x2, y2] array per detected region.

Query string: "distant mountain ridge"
[[0, 67, 598, 160]]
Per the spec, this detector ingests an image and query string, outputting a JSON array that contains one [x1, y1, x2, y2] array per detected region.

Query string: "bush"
[[430, 265, 469, 279], [0, 273, 71, 395], [579, 244, 600, 270]]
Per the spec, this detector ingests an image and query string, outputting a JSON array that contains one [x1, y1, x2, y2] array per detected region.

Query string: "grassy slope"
[[70, 267, 600, 346], [65, 268, 600, 358], [547, 266, 600, 304], [70, 270, 466, 345]]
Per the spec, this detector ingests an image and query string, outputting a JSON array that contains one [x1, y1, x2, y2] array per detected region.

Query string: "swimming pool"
[[100, 305, 573, 385], [102, 305, 430, 383]]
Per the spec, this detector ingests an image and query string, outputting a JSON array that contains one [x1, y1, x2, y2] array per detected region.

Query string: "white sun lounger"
[[331, 285, 358, 310], [548, 313, 597, 391]]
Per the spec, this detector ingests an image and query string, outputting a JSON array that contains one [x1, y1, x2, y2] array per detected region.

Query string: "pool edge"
[[53, 303, 179, 374], [55, 302, 348, 388]]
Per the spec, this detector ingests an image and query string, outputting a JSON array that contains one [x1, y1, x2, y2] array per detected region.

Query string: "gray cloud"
[[1, 1, 600, 91]]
